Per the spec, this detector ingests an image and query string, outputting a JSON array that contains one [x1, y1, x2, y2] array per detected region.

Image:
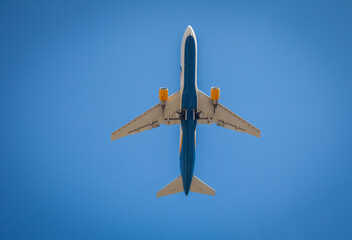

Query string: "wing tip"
[[111, 132, 118, 141]]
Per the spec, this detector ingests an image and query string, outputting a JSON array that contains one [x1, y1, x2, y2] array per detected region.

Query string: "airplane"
[[111, 26, 261, 197]]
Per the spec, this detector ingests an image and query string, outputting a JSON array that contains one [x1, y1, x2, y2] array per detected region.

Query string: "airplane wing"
[[111, 91, 181, 141], [197, 90, 261, 138]]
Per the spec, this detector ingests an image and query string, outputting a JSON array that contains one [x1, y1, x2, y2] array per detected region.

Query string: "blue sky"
[[1, 0, 352, 239]]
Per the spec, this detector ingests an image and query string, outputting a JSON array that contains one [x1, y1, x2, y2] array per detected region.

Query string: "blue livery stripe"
[[180, 35, 197, 195]]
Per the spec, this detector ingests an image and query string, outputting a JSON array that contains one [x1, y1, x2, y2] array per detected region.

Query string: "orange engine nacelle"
[[159, 87, 168, 101], [211, 87, 220, 101]]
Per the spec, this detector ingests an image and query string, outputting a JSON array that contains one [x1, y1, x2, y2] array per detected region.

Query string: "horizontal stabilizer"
[[157, 175, 215, 197], [157, 176, 183, 197], [190, 176, 215, 196]]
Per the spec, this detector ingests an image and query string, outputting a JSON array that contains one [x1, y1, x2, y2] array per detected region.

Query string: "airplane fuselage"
[[179, 26, 198, 195]]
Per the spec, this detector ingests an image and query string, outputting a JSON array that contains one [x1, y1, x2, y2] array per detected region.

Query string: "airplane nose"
[[186, 25, 194, 36]]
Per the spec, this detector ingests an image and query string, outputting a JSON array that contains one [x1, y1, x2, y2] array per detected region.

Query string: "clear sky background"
[[1, 0, 352, 239]]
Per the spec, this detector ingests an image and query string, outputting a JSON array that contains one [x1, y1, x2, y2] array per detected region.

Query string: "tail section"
[[157, 175, 215, 197]]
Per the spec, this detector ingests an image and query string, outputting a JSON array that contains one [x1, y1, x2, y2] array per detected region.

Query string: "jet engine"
[[159, 87, 168, 112], [210, 87, 220, 101], [211, 87, 220, 112], [159, 87, 168, 101]]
